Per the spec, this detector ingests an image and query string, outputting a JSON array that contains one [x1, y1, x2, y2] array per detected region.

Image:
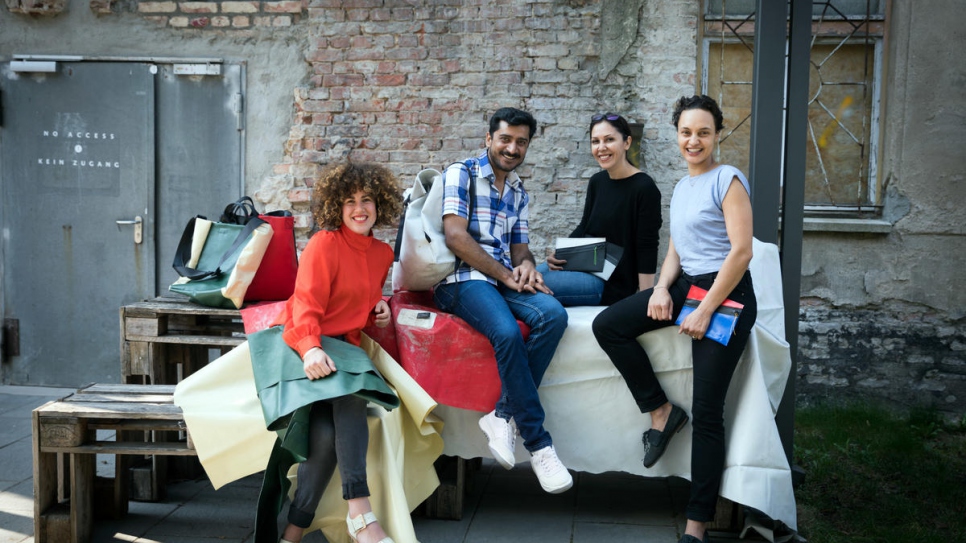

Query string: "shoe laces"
[[496, 416, 515, 445], [533, 447, 565, 474]]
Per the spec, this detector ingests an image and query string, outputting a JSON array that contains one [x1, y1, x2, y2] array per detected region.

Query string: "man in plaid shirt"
[[433, 107, 573, 494]]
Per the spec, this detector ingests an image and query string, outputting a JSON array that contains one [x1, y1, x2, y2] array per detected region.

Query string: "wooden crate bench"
[[32, 384, 194, 543], [120, 296, 245, 385]]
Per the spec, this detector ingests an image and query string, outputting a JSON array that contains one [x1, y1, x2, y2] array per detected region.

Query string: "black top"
[[570, 170, 662, 305]]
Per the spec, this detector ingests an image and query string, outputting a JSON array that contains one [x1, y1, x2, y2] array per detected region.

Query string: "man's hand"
[[373, 299, 391, 328], [302, 347, 337, 380], [509, 260, 552, 294]]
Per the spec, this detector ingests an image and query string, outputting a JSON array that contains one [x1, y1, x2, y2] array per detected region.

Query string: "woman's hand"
[[677, 306, 712, 341], [545, 253, 566, 271], [302, 347, 337, 380], [646, 286, 674, 321], [373, 299, 391, 328]]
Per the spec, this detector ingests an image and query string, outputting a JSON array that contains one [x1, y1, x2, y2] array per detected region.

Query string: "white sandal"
[[346, 511, 395, 543]]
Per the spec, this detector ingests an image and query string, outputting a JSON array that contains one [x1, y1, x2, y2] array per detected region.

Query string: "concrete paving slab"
[[0, 510, 33, 543], [0, 440, 32, 484], [0, 415, 33, 446], [574, 472, 677, 526], [574, 522, 680, 543], [0, 480, 33, 514], [463, 490, 577, 542]]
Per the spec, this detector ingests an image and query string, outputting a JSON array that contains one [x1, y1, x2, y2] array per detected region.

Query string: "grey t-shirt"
[[669, 164, 750, 276]]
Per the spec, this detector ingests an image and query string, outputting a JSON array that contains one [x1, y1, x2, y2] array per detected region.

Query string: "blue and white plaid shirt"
[[440, 150, 530, 285]]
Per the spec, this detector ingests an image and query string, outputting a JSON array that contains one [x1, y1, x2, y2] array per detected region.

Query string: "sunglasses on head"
[[592, 113, 621, 122]]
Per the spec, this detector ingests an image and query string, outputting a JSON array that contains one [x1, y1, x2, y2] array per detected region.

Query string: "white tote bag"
[[391, 168, 456, 292]]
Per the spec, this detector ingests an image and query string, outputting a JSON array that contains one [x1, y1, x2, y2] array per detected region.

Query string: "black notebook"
[[554, 238, 623, 280]]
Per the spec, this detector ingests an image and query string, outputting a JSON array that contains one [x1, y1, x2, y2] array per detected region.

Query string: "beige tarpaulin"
[[173, 334, 444, 543]]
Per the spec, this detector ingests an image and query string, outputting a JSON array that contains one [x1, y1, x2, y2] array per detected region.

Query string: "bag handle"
[[172, 216, 267, 280], [220, 196, 259, 225]]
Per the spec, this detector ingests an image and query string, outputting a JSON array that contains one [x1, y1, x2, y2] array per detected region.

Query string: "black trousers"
[[592, 270, 757, 522]]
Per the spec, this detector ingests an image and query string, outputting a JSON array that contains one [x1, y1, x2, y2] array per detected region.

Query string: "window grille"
[[702, 0, 886, 215]]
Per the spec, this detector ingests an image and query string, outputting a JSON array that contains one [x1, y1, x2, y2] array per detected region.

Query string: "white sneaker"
[[530, 445, 573, 494], [478, 411, 516, 470]]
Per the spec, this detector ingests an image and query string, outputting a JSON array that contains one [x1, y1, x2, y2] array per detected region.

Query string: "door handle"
[[116, 216, 143, 244]]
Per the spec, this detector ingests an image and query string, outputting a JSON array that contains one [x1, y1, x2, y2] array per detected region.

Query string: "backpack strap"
[[446, 160, 478, 276]]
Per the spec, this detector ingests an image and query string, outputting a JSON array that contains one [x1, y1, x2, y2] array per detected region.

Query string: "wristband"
[[653, 285, 668, 290]]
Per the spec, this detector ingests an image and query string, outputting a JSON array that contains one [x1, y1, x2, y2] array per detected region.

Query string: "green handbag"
[[248, 325, 399, 431], [169, 216, 273, 309]]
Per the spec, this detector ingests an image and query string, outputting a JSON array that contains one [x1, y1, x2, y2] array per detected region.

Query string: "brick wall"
[[135, 0, 304, 29], [242, 0, 698, 251]]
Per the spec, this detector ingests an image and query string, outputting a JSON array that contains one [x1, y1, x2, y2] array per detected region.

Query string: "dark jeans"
[[287, 395, 370, 528], [592, 270, 757, 522]]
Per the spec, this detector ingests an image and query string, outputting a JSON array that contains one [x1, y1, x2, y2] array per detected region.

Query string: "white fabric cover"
[[434, 238, 797, 531]]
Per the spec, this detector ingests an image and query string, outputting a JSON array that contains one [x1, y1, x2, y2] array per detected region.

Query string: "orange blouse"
[[273, 224, 393, 356]]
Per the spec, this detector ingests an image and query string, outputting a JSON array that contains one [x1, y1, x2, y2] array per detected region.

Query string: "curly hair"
[[671, 94, 725, 132], [311, 161, 403, 231]]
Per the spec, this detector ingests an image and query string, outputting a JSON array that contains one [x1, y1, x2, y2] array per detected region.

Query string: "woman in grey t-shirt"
[[592, 95, 758, 543]]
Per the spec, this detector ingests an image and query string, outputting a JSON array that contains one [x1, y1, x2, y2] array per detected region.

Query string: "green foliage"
[[794, 403, 966, 543]]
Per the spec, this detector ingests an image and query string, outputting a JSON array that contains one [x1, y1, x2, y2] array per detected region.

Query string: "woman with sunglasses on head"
[[592, 95, 757, 543], [538, 112, 662, 306]]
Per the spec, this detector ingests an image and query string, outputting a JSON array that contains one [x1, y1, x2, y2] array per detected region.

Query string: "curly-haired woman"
[[274, 160, 402, 543]]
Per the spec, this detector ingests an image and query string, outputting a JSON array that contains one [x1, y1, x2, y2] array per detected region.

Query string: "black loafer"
[[642, 404, 689, 468], [678, 533, 710, 543]]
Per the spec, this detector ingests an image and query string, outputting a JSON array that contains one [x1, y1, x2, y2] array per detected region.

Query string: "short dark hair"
[[671, 95, 725, 132], [489, 107, 537, 139]]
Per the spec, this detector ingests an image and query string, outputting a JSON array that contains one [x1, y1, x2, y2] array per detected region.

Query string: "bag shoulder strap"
[[444, 160, 478, 276]]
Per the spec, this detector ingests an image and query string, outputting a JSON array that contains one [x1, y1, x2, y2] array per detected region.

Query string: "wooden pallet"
[[120, 295, 245, 385], [32, 384, 194, 543]]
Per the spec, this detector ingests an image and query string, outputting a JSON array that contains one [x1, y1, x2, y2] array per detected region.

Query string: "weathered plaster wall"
[[0, 3, 310, 192], [796, 0, 966, 415]]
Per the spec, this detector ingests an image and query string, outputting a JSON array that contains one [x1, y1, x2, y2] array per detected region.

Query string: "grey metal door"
[[155, 63, 244, 291], [0, 62, 155, 385], [0, 60, 243, 386]]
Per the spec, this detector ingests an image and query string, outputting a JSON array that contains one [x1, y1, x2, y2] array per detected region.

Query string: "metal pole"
[[749, 0, 787, 244], [776, 0, 812, 464]]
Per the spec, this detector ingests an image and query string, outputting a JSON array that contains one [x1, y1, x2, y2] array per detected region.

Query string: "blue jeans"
[[536, 262, 605, 307], [434, 280, 568, 452]]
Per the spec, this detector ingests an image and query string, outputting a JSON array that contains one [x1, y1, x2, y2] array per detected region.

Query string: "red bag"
[[245, 211, 298, 301], [219, 197, 298, 302]]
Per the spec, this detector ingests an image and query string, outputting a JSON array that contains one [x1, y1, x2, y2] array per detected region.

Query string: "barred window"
[[701, 1, 886, 216]]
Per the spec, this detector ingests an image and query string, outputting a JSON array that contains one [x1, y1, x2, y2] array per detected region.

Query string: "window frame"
[[699, 2, 888, 218]]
